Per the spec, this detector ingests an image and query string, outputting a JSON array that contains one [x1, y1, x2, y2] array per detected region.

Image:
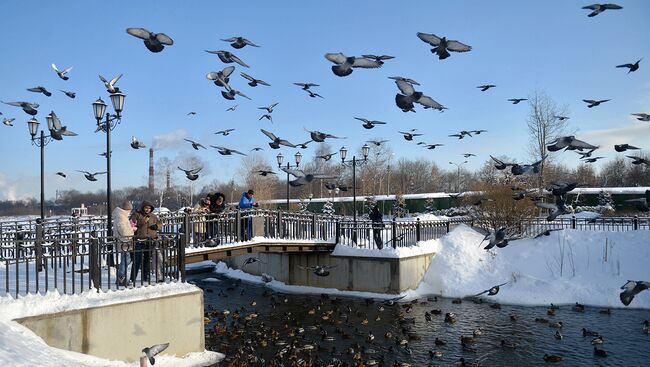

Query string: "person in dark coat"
[[130, 200, 160, 282], [370, 204, 384, 249], [206, 192, 226, 243]]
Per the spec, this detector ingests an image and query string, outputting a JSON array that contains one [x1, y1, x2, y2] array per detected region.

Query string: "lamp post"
[[92, 92, 126, 238], [27, 117, 53, 221], [276, 151, 302, 211], [340, 144, 370, 224], [449, 160, 468, 193]]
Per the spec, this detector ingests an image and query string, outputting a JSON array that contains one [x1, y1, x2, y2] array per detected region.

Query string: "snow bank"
[[331, 241, 437, 258], [0, 283, 223, 366], [411, 225, 650, 308]]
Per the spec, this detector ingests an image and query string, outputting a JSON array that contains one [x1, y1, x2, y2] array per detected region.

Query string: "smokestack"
[[148, 148, 154, 191], [166, 169, 171, 191]]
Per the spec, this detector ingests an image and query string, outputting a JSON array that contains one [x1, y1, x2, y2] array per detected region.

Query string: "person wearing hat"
[[130, 200, 161, 283], [192, 197, 211, 246], [112, 200, 134, 286]]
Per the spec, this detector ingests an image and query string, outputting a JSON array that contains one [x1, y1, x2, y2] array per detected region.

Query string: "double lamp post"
[[339, 144, 369, 224], [276, 151, 302, 210]]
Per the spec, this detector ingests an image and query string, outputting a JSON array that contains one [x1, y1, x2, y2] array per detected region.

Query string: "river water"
[[192, 272, 650, 367]]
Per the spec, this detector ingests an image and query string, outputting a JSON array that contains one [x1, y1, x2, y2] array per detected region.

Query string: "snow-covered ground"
[[0, 283, 223, 366]]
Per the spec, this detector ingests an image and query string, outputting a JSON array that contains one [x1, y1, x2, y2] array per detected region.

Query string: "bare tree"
[[526, 90, 569, 188]]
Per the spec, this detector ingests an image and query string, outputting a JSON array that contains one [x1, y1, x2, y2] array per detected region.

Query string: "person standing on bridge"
[[113, 200, 135, 286], [370, 204, 384, 250], [238, 189, 258, 240], [130, 201, 160, 283], [192, 198, 210, 246]]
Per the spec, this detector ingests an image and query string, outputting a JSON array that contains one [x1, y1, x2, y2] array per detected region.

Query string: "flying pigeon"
[[27, 86, 52, 97], [324, 52, 382, 77], [626, 156, 649, 165], [2, 118, 15, 126], [47, 111, 77, 140], [294, 82, 319, 90], [463, 153, 477, 158], [99, 151, 112, 158], [471, 129, 487, 135], [221, 36, 259, 49], [399, 131, 423, 141], [226, 104, 238, 112], [187, 112, 197, 116], [355, 117, 387, 129], [361, 54, 395, 64], [305, 90, 324, 98], [511, 155, 547, 175], [582, 156, 605, 163], [533, 228, 563, 238], [480, 227, 508, 250], [221, 84, 251, 100], [391, 76, 445, 112], [206, 66, 235, 87], [536, 195, 571, 221], [184, 138, 206, 150], [547, 136, 599, 152], [215, 129, 235, 136], [554, 115, 570, 121], [282, 167, 337, 187], [582, 3, 623, 17], [547, 181, 580, 196], [306, 128, 344, 142], [508, 98, 527, 104], [257, 170, 276, 176], [576, 148, 597, 158], [366, 139, 389, 146], [296, 140, 312, 149], [56, 172, 66, 178], [631, 113, 650, 122], [624, 190, 650, 212], [99, 74, 122, 93], [250, 147, 263, 152], [614, 144, 640, 152], [259, 103, 278, 113], [77, 170, 107, 182], [242, 257, 264, 267], [51, 64, 73, 80], [317, 152, 338, 161], [126, 28, 173, 52], [205, 50, 249, 68], [619, 280, 650, 306], [583, 99, 610, 108], [240, 72, 270, 87], [60, 90, 76, 98], [178, 166, 202, 181], [259, 114, 273, 123], [616, 59, 642, 73], [131, 136, 146, 149], [477, 84, 496, 91], [299, 265, 337, 277], [474, 282, 508, 296], [261, 129, 295, 149], [416, 32, 471, 60], [423, 143, 444, 150], [210, 145, 247, 156], [142, 343, 169, 365]]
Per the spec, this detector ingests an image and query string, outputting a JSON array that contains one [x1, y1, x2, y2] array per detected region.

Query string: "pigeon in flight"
[[614, 144, 640, 152], [99, 74, 122, 93], [60, 90, 76, 99], [361, 54, 395, 65], [2, 101, 39, 116], [533, 228, 563, 238], [240, 72, 270, 87], [210, 145, 247, 156], [142, 343, 169, 365], [305, 90, 324, 98], [616, 59, 642, 73], [511, 155, 547, 175], [206, 66, 235, 87], [221, 84, 251, 100], [547, 181, 580, 196], [474, 282, 508, 296], [554, 115, 570, 121], [626, 156, 649, 165], [391, 77, 444, 112], [259, 114, 273, 123], [399, 131, 423, 141], [130, 136, 146, 149], [508, 98, 527, 104], [187, 112, 197, 116], [624, 190, 650, 212], [27, 86, 52, 97], [242, 257, 264, 268], [261, 129, 295, 149], [547, 136, 598, 152], [47, 111, 77, 140], [183, 139, 206, 150], [582, 3, 623, 17], [367, 139, 389, 147], [294, 82, 319, 90], [355, 117, 387, 129], [463, 153, 477, 158], [480, 227, 508, 250], [284, 169, 337, 187], [471, 129, 487, 135], [226, 104, 238, 112], [259, 103, 279, 113], [2, 118, 15, 126], [631, 113, 650, 122], [126, 28, 173, 52], [575, 148, 597, 158], [56, 172, 66, 178], [257, 170, 276, 176], [299, 265, 337, 277], [77, 170, 107, 182], [619, 280, 650, 306], [477, 84, 496, 92], [449, 134, 465, 139], [99, 151, 112, 158], [582, 156, 605, 163], [250, 147, 263, 152], [317, 152, 338, 161], [583, 99, 610, 108], [205, 50, 249, 68], [215, 129, 235, 136], [306, 128, 344, 142], [423, 143, 444, 150], [51, 64, 73, 80], [178, 166, 202, 181], [416, 32, 472, 60], [296, 140, 312, 149], [536, 195, 571, 221], [324, 53, 382, 77], [221, 36, 259, 49]]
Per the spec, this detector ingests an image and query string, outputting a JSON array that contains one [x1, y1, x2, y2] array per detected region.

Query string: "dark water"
[[192, 272, 650, 367]]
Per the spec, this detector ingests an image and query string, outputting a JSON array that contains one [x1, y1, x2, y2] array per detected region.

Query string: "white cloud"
[[581, 123, 650, 149], [0, 173, 39, 201], [152, 128, 189, 150]]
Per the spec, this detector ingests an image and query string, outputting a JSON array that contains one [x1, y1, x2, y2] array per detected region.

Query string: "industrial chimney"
[[148, 148, 154, 191]]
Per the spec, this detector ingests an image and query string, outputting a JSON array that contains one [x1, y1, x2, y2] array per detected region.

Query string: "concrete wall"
[[225, 250, 434, 294], [16, 288, 204, 363]]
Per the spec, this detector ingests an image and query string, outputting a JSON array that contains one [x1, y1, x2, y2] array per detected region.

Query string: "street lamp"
[[277, 151, 302, 211], [27, 117, 53, 221], [340, 144, 370, 224], [92, 93, 126, 239], [449, 160, 468, 193]]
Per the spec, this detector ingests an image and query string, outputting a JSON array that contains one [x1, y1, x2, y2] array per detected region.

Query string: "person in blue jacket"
[[238, 189, 258, 240]]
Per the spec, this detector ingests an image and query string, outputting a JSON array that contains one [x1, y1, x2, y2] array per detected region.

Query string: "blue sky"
[[1, 0, 649, 201]]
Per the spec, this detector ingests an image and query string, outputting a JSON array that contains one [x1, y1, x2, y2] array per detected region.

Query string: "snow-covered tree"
[[298, 195, 312, 213], [392, 194, 407, 218], [598, 190, 613, 209], [322, 198, 335, 215], [424, 198, 436, 213]]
